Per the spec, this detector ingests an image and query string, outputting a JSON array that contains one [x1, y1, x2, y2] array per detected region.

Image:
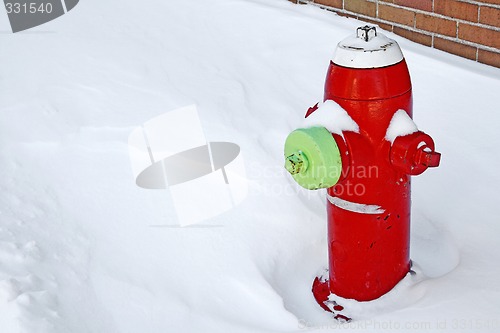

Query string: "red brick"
[[478, 48, 500, 67], [459, 23, 500, 48], [344, 0, 377, 17], [362, 17, 394, 32], [434, 0, 479, 22], [335, 11, 357, 19], [416, 13, 458, 37], [378, 4, 415, 26], [393, 26, 433, 46], [393, 0, 433, 12], [434, 37, 477, 60], [315, 0, 343, 9], [480, 6, 500, 27], [476, 0, 500, 5]]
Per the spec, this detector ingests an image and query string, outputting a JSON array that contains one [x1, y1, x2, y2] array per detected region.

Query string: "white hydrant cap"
[[331, 26, 404, 69]]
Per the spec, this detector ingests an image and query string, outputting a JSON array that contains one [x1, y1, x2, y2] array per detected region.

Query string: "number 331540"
[[5, 2, 53, 14]]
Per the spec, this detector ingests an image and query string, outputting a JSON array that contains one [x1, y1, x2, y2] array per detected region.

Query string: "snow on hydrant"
[[284, 26, 441, 320]]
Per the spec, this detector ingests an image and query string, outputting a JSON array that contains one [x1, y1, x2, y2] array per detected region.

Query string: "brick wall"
[[293, 0, 500, 68]]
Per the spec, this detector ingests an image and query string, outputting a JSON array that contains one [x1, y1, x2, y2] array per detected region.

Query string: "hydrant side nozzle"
[[284, 126, 342, 190], [390, 131, 441, 175]]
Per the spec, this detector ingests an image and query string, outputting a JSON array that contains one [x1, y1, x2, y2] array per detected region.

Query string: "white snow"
[[323, 262, 429, 322], [385, 109, 419, 143], [303, 100, 359, 137], [333, 30, 404, 68], [327, 195, 385, 215], [1, 0, 500, 332]]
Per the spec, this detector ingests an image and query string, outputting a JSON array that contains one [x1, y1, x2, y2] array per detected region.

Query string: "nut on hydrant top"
[[283, 25, 441, 320], [357, 25, 377, 41]]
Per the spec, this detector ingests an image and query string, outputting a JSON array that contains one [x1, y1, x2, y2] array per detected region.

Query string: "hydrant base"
[[312, 276, 351, 321]]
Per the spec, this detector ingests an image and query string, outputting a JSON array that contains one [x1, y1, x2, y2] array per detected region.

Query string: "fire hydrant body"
[[284, 26, 440, 317]]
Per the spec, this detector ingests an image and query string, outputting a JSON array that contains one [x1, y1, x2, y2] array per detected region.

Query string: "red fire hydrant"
[[284, 26, 440, 319]]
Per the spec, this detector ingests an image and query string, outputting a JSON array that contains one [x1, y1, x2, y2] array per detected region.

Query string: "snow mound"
[[303, 100, 359, 137], [385, 109, 418, 143], [1, 0, 500, 331], [324, 262, 428, 321]]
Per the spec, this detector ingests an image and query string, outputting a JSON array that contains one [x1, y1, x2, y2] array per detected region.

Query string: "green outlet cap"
[[284, 127, 342, 190]]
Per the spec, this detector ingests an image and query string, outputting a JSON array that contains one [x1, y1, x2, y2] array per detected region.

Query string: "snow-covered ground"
[[1, 0, 500, 332]]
